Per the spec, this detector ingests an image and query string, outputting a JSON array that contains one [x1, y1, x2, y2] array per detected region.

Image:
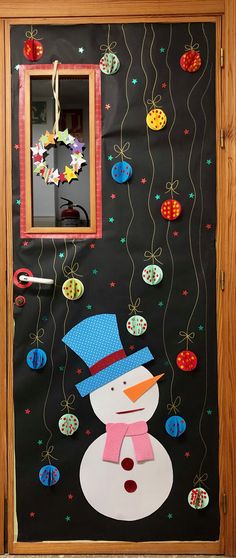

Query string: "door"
[[2, 2, 236, 555]]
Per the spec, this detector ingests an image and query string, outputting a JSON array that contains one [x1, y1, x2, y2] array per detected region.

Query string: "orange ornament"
[[180, 48, 202, 73], [176, 350, 198, 371], [161, 199, 182, 221]]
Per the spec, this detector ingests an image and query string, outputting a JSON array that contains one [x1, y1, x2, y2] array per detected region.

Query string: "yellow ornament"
[[62, 278, 84, 300], [146, 95, 167, 131]]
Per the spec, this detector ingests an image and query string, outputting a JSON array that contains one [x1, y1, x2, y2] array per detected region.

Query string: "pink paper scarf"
[[103, 421, 154, 463]]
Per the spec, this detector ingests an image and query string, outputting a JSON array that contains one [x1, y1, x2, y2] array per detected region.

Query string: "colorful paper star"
[[64, 166, 78, 183], [78, 47, 84, 53], [86, 304, 92, 310], [160, 47, 165, 53], [22, 241, 28, 246], [71, 138, 85, 153], [68, 494, 74, 500], [132, 78, 138, 84], [16, 199, 21, 206], [105, 103, 111, 110], [31, 143, 46, 157], [189, 192, 194, 199], [85, 429, 91, 435], [90, 243, 95, 249], [59, 172, 66, 183], [71, 152, 85, 169], [43, 131, 55, 146], [182, 290, 189, 296], [29, 512, 36, 518], [110, 193, 116, 199], [108, 155, 113, 161], [158, 301, 164, 307], [25, 409, 31, 414], [14, 144, 20, 150], [14, 64, 20, 71], [184, 129, 190, 135], [33, 153, 43, 164], [48, 169, 60, 185], [109, 281, 116, 287], [76, 368, 83, 375], [92, 268, 98, 275], [155, 194, 160, 200], [56, 129, 71, 144], [205, 223, 212, 230], [120, 237, 126, 244], [206, 159, 212, 165], [184, 451, 191, 458], [37, 440, 43, 446], [65, 515, 71, 522], [162, 82, 167, 88], [59, 365, 65, 372], [173, 231, 179, 237], [207, 409, 212, 415], [33, 163, 46, 175], [167, 513, 173, 519], [109, 217, 114, 223], [140, 177, 147, 184], [58, 252, 64, 258], [198, 325, 204, 331]]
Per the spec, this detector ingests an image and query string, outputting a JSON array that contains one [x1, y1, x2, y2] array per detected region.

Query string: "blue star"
[[92, 269, 98, 275], [167, 513, 173, 519], [16, 199, 21, 205], [37, 439, 43, 446], [108, 155, 113, 161], [109, 217, 114, 223], [207, 409, 212, 415], [86, 304, 92, 310], [198, 325, 204, 331], [158, 301, 164, 307], [189, 193, 195, 199], [160, 47, 165, 53], [132, 78, 138, 84], [58, 252, 64, 258], [120, 237, 126, 244], [155, 194, 161, 200], [206, 159, 212, 165], [65, 515, 71, 522], [59, 365, 65, 372]]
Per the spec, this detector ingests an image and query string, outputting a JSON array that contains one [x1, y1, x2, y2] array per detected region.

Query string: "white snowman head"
[[90, 365, 159, 424]]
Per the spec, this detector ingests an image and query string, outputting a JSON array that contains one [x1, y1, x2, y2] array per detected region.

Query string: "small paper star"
[[37, 439, 43, 446], [132, 78, 138, 84], [184, 129, 190, 135], [59, 365, 65, 372], [129, 345, 135, 350], [207, 409, 212, 415], [25, 409, 31, 414], [182, 290, 189, 296], [110, 281, 116, 287], [14, 144, 20, 150], [57, 129, 71, 144], [90, 243, 95, 249], [110, 193, 116, 199], [29, 512, 35, 518], [92, 269, 98, 275], [189, 192, 194, 199], [48, 169, 60, 186], [58, 252, 64, 258], [14, 64, 20, 71], [71, 138, 85, 153], [173, 231, 179, 237], [198, 325, 204, 331], [68, 494, 74, 500], [41, 315, 48, 321], [22, 241, 29, 246], [160, 47, 165, 53], [33, 153, 43, 164], [86, 304, 92, 310], [155, 194, 160, 200], [43, 131, 55, 146], [105, 103, 111, 110], [206, 159, 212, 165], [65, 515, 71, 522], [158, 301, 164, 307], [120, 237, 126, 244], [59, 172, 66, 183], [76, 368, 83, 375], [108, 155, 113, 161], [85, 429, 91, 435], [109, 217, 114, 223], [16, 199, 21, 206], [162, 82, 167, 88], [64, 166, 77, 183], [140, 177, 147, 184], [78, 47, 84, 53], [205, 223, 212, 230], [184, 451, 191, 458], [167, 513, 173, 519]]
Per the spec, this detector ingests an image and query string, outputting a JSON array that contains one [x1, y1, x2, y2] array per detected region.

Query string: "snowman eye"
[[123, 381, 127, 385], [111, 387, 115, 391]]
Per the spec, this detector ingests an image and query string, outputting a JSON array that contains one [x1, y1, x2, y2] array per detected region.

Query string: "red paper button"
[[15, 295, 26, 307], [124, 480, 137, 493], [121, 458, 134, 471], [161, 199, 182, 221]]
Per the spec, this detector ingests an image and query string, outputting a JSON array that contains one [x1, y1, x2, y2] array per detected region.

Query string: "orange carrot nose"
[[124, 373, 165, 402]]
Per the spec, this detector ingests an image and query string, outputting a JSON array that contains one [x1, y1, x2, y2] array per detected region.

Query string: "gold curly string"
[[63, 263, 82, 278], [193, 473, 208, 487], [100, 40, 117, 53], [60, 394, 75, 412], [185, 42, 199, 51], [178, 331, 195, 350], [165, 180, 180, 195], [41, 445, 58, 464], [29, 328, 44, 346], [128, 297, 142, 315], [147, 95, 162, 110], [167, 395, 181, 415], [114, 142, 131, 162], [25, 26, 43, 40], [144, 247, 163, 265]]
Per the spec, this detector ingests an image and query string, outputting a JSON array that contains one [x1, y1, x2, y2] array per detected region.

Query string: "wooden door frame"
[[0, 0, 235, 555]]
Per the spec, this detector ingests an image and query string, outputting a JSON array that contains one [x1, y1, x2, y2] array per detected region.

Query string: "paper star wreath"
[[31, 129, 86, 186]]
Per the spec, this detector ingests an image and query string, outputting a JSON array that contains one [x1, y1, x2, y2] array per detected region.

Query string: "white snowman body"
[[79, 366, 173, 521]]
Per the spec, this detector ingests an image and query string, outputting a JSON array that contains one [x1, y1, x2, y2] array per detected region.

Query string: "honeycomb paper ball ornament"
[[165, 415, 186, 437], [146, 108, 167, 131], [176, 350, 198, 371], [161, 199, 182, 220], [58, 413, 79, 436], [111, 161, 133, 183], [188, 487, 209, 510], [39, 465, 60, 487], [62, 278, 84, 300], [126, 315, 147, 336], [142, 264, 163, 286], [180, 44, 202, 73], [26, 348, 47, 370], [100, 52, 120, 75]]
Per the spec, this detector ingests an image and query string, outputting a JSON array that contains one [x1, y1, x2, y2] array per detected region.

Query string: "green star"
[[65, 515, 71, 522], [160, 47, 165, 53], [59, 365, 65, 372], [198, 325, 204, 331], [206, 159, 212, 165], [37, 439, 43, 446], [109, 217, 114, 223], [158, 301, 164, 307], [167, 513, 173, 519], [39, 134, 48, 145], [155, 194, 161, 200], [86, 304, 92, 310], [120, 237, 126, 244], [132, 78, 138, 84], [58, 252, 64, 258], [189, 193, 194, 199], [16, 199, 21, 205], [207, 409, 212, 415], [57, 129, 70, 144], [108, 155, 113, 161], [41, 315, 48, 321], [92, 268, 98, 275]]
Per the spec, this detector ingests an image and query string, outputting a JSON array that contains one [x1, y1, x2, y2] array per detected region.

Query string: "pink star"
[[22, 241, 29, 246], [129, 345, 135, 350], [172, 231, 179, 237], [105, 104, 111, 110], [184, 129, 190, 135], [110, 193, 116, 199], [68, 493, 74, 500], [14, 144, 20, 150], [109, 281, 116, 287], [162, 82, 167, 88], [90, 243, 95, 249], [85, 429, 91, 436], [182, 290, 189, 296], [140, 177, 147, 184], [205, 223, 212, 230], [25, 408, 31, 414], [184, 451, 190, 458], [29, 511, 35, 518], [76, 368, 83, 375]]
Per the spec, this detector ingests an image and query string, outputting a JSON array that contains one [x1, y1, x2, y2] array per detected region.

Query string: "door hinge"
[[222, 492, 227, 514], [220, 270, 225, 292], [220, 47, 224, 68], [4, 496, 8, 552], [220, 129, 225, 148]]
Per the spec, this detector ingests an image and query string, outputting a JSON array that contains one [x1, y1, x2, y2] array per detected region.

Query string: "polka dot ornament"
[[161, 199, 182, 220], [39, 465, 60, 487], [126, 315, 147, 336], [176, 350, 198, 371], [62, 278, 84, 300], [58, 413, 79, 436], [146, 108, 167, 131], [188, 487, 209, 509], [142, 264, 163, 286], [180, 48, 202, 73], [111, 161, 133, 184], [100, 52, 120, 75], [26, 348, 47, 370], [165, 415, 186, 437]]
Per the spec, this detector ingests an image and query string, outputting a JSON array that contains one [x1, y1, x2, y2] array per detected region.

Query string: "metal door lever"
[[19, 275, 54, 285]]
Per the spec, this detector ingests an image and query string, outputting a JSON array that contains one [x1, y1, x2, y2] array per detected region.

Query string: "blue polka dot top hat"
[[62, 314, 154, 397]]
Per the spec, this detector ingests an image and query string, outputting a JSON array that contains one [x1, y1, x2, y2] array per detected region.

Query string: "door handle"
[[19, 275, 54, 285]]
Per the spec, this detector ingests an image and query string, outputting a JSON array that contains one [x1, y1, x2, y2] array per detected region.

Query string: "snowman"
[[63, 314, 173, 521]]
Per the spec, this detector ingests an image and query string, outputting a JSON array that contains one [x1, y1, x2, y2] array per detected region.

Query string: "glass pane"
[[31, 76, 90, 228]]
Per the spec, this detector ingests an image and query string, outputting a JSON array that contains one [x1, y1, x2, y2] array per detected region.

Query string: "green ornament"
[[99, 52, 120, 75], [126, 315, 147, 336], [58, 413, 79, 436], [142, 264, 163, 285], [188, 487, 209, 510]]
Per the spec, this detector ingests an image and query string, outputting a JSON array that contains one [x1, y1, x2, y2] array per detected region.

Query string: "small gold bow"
[[29, 328, 44, 345], [178, 331, 195, 344], [147, 95, 162, 109], [185, 42, 199, 51], [100, 41, 117, 53], [144, 247, 162, 264], [25, 26, 43, 41], [60, 394, 75, 411], [193, 473, 208, 487], [114, 142, 131, 161], [128, 297, 142, 315], [63, 263, 82, 278], [165, 180, 179, 195], [41, 445, 58, 463], [167, 395, 181, 415]]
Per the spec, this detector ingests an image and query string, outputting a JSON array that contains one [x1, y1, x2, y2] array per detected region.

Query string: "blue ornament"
[[39, 465, 60, 486], [165, 415, 186, 437], [111, 161, 133, 183], [26, 348, 47, 370]]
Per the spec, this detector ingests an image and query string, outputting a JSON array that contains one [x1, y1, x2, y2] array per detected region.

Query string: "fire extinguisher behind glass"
[[60, 197, 89, 227]]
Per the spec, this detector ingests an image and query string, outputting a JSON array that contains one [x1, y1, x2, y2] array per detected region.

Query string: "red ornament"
[[161, 199, 182, 221], [180, 48, 202, 73], [23, 28, 43, 61], [176, 350, 198, 371]]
